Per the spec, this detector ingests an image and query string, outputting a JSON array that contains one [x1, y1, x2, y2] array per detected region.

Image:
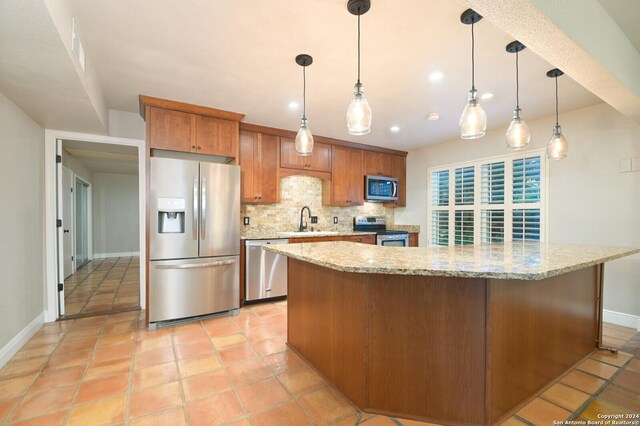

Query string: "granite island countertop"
[[263, 241, 639, 280]]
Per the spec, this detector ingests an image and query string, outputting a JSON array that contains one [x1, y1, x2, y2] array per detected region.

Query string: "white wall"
[[0, 92, 45, 350], [108, 109, 145, 140], [61, 150, 92, 184], [92, 173, 139, 256], [396, 102, 640, 317]]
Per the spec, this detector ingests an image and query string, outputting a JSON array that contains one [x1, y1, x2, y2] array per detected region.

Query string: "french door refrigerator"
[[149, 156, 240, 324]]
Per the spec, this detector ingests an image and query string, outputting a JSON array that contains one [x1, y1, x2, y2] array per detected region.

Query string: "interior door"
[[75, 178, 90, 268], [199, 162, 240, 257], [62, 166, 74, 278], [55, 140, 65, 316]]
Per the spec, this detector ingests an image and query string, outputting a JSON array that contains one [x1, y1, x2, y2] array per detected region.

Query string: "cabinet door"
[[196, 116, 238, 157], [149, 107, 194, 152], [240, 131, 258, 203], [364, 151, 393, 177], [391, 155, 406, 207], [409, 233, 419, 247], [326, 147, 363, 206], [256, 134, 279, 203], [348, 149, 364, 205], [281, 138, 331, 172]]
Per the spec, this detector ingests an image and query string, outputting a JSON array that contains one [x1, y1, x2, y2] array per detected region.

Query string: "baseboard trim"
[[603, 309, 640, 331], [92, 251, 140, 259], [0, 313, 44, 368]]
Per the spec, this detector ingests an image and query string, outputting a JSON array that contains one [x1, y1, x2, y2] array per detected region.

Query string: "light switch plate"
[[243, 217, 250, 225], [620, 158, 632, 173], [333, 217, 338, 224]]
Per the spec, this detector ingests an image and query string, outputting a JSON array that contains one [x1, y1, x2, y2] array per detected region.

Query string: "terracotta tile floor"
[[63, 257, 140, 317], [1, 302, 639, 425]]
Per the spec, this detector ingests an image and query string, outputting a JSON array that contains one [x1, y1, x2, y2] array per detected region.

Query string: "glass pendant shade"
[[506, 108, 530, 150], [346, 83, 372, 135], [295, 118, 314, 156], [546, 124, 568, 160], [459, 89, 486, 139]]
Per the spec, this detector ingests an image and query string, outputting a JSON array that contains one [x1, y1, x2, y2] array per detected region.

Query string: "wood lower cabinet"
[[409, 233, 419, 247], [342, 235, 376, 244], [280, 138, 331, 172], [323, 146, 364, 206], [240, 131, 278, 204], [364, 151, 394, 177], [289, 236, 341, 243]]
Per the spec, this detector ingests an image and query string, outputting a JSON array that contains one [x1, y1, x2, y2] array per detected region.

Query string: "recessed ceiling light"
[[480, 93, 494, 101], [427, 112, 440, 121], [288, 101, 300, 110], [390, 126, 400, 133], [429, 71, 444, 83]]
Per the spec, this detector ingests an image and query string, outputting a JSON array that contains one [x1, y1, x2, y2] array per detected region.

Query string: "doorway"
[[75, 177, 90, 269], [57, 138, 142, 319]]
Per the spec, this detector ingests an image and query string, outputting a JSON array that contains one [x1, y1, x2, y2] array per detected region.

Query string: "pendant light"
[[546, 68, 568, 160], [345, 0, 372, 135], [505, 41, 530, 150], [459, 9, 487, 139], [295, 54, 314, 156]]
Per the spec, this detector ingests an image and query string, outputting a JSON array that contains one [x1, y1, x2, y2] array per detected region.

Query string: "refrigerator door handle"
[[201, 175, 207, 240], [193, 176, 198, 240], [155, 259, 237, 270]]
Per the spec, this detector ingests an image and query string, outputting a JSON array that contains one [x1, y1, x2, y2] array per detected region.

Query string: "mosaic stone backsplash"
[[241, 175, 394, 231]]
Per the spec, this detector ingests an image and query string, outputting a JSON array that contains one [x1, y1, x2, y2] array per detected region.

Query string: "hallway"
[[63, 257, 140, 317]]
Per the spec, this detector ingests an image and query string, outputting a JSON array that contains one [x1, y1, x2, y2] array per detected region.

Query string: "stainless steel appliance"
[[245, 239, 289, 302], [353, 216, 409, 247], [149, 157, 240, 324], [365, 175, 398, 202]]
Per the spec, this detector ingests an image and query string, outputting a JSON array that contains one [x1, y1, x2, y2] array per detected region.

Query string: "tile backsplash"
[[241, 175, 394, 231]]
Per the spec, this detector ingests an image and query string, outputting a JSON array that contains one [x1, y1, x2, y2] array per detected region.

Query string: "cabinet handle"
[[191, 145, 196, 149], [258, 196, 262, 200], [197, 146, 202, 150]]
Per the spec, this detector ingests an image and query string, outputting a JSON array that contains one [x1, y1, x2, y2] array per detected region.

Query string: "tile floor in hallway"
[[0, 301, 638, 426], [63, 257, 140, 317]]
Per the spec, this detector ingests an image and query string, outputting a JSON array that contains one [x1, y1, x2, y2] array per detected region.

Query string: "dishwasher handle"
[[155, 259, 236, 270], [245, 239, 289, 247]]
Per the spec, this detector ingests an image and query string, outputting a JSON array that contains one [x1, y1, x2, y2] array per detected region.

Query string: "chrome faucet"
[[299, 206, 312, 232]]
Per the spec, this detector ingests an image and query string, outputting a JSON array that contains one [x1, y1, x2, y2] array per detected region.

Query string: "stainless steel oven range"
[[353, 216, 409, 247]]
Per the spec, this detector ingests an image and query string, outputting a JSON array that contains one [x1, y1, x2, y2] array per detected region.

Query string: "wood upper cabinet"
[[389, 155, 407, 207], [280, 138, 331, 172], [409, 233, 419, 247], [364, 151, 394, 177], [148, 107, 194, 152], [141, 96, 244, 158], [240, 131, 279, 204], [195, 115, 239, 157], [323, 146, 364, 206]]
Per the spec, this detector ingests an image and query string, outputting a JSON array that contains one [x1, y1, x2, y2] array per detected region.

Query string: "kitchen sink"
[[277, 231, 340, 237]]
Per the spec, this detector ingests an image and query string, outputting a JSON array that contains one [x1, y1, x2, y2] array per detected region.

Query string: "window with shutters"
[[428, 149, 546, 246]]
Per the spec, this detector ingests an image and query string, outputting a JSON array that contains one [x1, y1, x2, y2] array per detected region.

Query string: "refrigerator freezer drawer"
[[149, 256, 239, 323]]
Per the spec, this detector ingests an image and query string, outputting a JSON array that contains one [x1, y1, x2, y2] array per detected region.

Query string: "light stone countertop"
[[263, 241, 640, 280]]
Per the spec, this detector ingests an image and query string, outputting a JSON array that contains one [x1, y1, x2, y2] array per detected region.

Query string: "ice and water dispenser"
[[157, 198, 186, 233]]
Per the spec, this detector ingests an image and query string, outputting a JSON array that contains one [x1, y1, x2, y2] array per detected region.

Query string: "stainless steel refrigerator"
[[149, 156, 240, 323]]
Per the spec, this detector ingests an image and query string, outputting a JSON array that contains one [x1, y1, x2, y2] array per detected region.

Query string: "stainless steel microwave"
[[365, 175, 398, 202]]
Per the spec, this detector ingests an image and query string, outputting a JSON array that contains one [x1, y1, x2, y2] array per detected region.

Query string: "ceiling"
[[1, 0, 638, 151], [62, 139, 138, 175], [598, 0, 640, 53]]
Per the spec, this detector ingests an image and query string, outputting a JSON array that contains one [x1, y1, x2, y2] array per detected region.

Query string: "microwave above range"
[[365, 175, 398, 202]]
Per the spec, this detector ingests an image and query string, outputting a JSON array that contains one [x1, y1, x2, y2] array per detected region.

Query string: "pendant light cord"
[[302, 65, 306, 120], [515, 51, 520, 109], [555, 76, 559, 126], [357, 14, 361, 84], [471, 22, 475, 91]]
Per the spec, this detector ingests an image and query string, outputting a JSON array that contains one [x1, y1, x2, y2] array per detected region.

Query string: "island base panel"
[[287, 259, 367, 407], [487, 265, 599, 423]]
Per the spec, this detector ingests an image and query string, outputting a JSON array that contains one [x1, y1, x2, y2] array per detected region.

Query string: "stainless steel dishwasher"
[[245, 239, 289, 302]]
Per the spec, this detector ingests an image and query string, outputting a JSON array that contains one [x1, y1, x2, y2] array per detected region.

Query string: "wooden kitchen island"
[[264, 242, 639, 426]]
